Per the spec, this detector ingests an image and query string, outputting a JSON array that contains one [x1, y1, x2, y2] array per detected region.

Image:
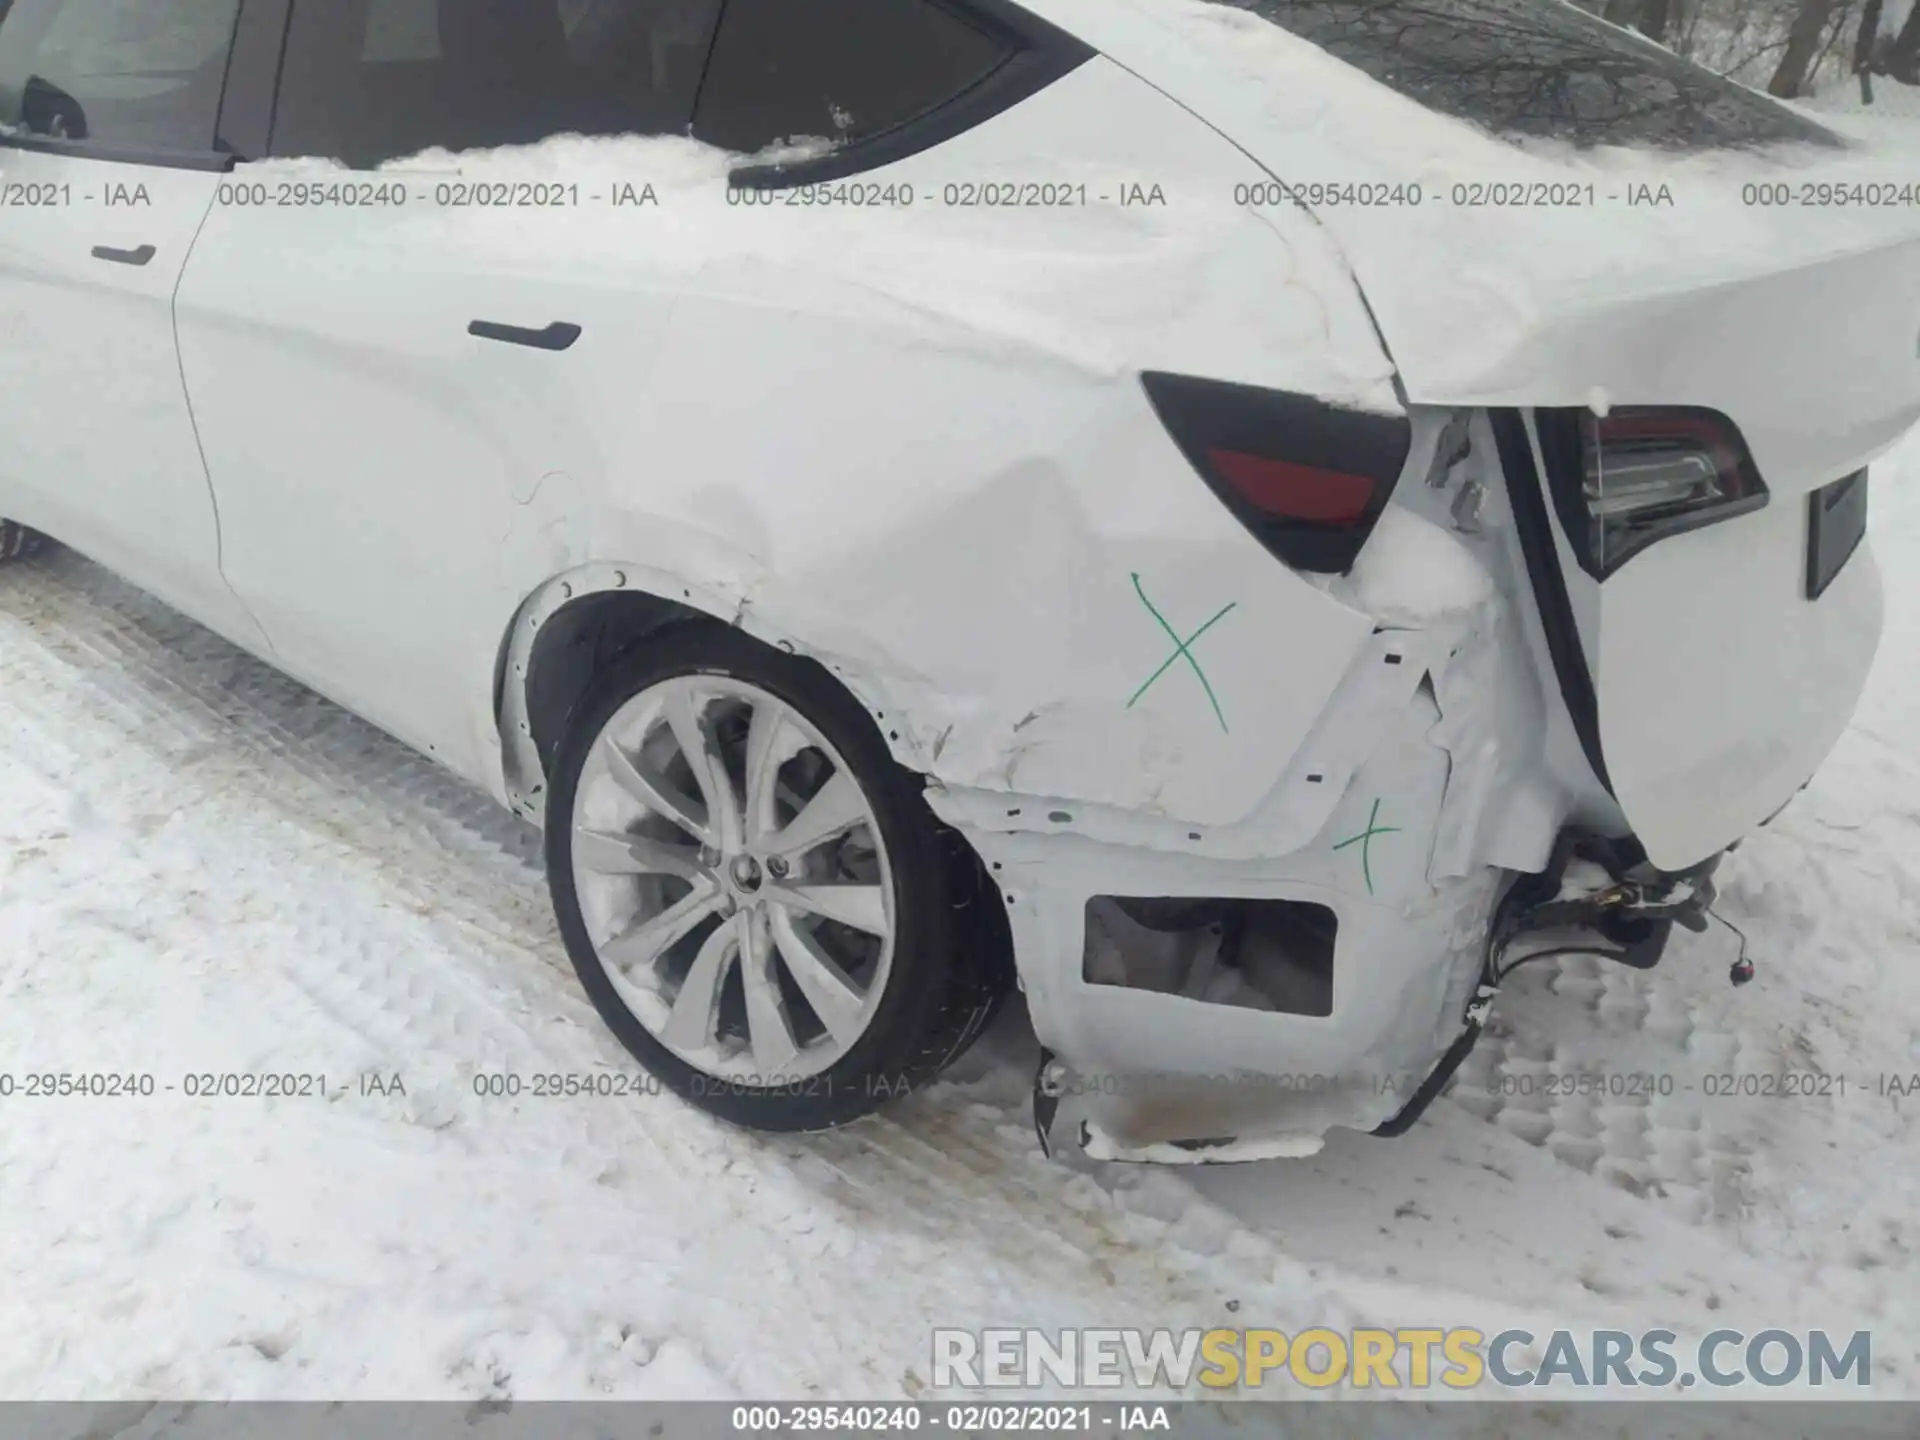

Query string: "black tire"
[[0, 521, 41, 564], [544, 620, 1012, 1132]]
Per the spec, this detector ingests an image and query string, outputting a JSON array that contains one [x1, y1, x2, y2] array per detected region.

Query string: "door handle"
[[91, 243, 156, 267], [468, 319, 582, 352]]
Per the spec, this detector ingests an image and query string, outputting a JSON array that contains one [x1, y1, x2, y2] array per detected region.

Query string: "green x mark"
[[1125, 572, 1238, 733], [1332, 797, 1400, 897]]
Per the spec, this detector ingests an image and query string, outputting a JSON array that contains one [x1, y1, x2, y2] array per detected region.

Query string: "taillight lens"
[[1570, 408, 1768, 576], [1142, 371, 1412, 574]]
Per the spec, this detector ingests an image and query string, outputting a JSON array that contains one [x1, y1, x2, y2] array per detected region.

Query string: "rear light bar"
[[1543, 407, 1769, 578], [1142, 371, 1412, 575]]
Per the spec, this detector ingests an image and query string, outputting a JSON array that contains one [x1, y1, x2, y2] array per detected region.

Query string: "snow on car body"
[[0, 0, 1912, 1159]]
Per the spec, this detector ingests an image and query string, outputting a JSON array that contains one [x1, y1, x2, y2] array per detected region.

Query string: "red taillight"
[[1143, 372, 1412, 574], [1566, 407, 1768, 577], [1204, 448, 1378, 525]]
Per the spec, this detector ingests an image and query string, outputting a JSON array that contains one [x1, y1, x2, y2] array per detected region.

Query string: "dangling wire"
[[1710, 906, 1755, 985], [1493, 941, 1628, 986], [1709, 905, 1748, 959]]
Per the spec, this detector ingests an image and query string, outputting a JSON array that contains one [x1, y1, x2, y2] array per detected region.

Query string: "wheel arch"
[[495, 561, 936, 825]]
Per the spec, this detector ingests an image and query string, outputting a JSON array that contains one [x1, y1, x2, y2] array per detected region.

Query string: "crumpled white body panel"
[[136, 9, 1887, 1154], [401, 58, 1407, 831]]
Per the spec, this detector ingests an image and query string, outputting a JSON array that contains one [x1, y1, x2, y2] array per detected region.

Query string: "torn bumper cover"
[[920, 518, 1738, 1164], [929, 644, 1512, 1161], [914, 403, 1739, 1164], [1025, 877, 1501, 1162], [1007, 828, 1729, 1165]]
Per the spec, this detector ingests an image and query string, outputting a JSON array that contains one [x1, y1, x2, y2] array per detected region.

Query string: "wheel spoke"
[[767, 769, 867, 863], [660, 911, 741, 1052], [740, 908, 801, 1073], [769, 904, 867, 1045], [573, 827, 709, 881], [741, 696, 791, 842], [765, 882, 888, 936], [664, 687, 741, 852], [598, 733, 712, 846], [601, 886, 724, 974]]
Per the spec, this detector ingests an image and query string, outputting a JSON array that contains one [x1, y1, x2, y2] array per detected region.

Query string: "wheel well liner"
[[517, 589, 704, 775]]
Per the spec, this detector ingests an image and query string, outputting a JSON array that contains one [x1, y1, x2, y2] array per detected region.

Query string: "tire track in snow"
[[0, 556, 863, 1389], [0, 549, 1328, 1397], [1448, 954, 1762, 1224]]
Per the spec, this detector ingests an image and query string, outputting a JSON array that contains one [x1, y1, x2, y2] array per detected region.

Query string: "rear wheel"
[[0, 521, 41, 564], [545, 622, 1010, 1131]]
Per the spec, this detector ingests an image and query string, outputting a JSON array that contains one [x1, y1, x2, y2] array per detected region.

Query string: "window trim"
[[215, 0, 291, 161], [0, 130, 236, 168], [0, 0, 252, 170], [714, 0, 1093, 191]]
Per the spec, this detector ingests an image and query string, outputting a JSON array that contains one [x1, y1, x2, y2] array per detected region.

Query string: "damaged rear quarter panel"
[[494, 57, 1401, 830]]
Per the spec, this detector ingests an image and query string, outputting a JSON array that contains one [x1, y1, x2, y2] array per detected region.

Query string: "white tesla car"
[[1, 0, 1915, 1160]]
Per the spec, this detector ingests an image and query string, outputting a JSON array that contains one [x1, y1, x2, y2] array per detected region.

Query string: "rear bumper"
[[1006, 869, 1500, 1152], [929, 668, 1503, 1153]]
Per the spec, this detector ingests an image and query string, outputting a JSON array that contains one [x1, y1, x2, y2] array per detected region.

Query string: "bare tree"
[[1769, 0, 1847, 93], [1812, 0, 1858, 78], [1575, 0, 1901, 95], [1855, 0, 1883, 97], [1641, 0, 1678, 41]]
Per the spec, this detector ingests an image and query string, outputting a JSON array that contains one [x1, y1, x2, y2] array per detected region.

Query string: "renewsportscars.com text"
[[932, 1327, 1872, 1391]]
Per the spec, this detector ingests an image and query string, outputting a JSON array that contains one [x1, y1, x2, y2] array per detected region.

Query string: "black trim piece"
[[939, 0, 1095, 56], [684, 0, 732, 138], [1806, 467, 1868, 600], [91, 243, 155, 267], [1371, 1001, 1488, 1137], [469, 320, 583, 352], [0, 133, 237, 171], [1536, 405, 1769, 581], [1492, 408, 1612, 794], [723, 0, 1093, 190], [216, 0, 293, 163], [1140, 370, 1411, 576], [1534, 409, 1592, 575]]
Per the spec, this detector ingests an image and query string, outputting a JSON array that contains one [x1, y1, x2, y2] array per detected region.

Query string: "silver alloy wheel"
[[569, 674, 896, 1081]]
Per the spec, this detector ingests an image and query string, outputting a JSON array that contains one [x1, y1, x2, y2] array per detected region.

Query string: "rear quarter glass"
[[692, 0, 1013, 155], [1197, 0, 1842, 150]]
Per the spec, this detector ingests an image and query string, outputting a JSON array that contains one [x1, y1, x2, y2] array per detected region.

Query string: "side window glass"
[[0, 0, 241, 152], [272, 0, 723, 168], [691, 0, 1012, 156], [362, 0, 438, 63]]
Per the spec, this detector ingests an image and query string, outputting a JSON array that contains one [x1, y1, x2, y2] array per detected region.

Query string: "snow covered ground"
[[1, 420, 1917, 1409]]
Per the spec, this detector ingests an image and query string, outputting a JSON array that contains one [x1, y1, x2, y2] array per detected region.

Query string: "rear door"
[[178, 0, 720, 782], [0, 0, 268, 644]]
